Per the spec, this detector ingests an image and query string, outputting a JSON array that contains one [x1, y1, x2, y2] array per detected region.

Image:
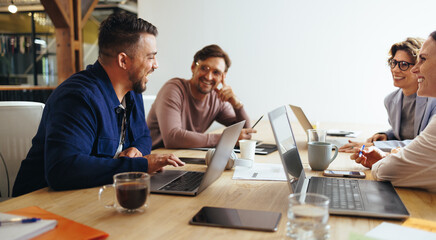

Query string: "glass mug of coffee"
[[98, 172, 150, 213]]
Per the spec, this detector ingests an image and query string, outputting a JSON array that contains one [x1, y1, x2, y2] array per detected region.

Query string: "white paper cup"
[[239, 140, 256, 161]]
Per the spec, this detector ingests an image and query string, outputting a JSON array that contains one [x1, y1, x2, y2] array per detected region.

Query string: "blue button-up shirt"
[[13, 61, 152, 196]]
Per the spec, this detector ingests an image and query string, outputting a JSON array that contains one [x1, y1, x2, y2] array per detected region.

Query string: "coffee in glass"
[[99, 172, 150, 213]]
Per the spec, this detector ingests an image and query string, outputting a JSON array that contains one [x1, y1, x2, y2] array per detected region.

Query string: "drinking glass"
[[287, 193, 330, 240], [99, 172, 150, 213], [307, 129, 326, 143]]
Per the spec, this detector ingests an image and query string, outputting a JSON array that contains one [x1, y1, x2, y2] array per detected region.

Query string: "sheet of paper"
[[232, 163, 286, 181], [348, 232, 380, 240], [0, 212, 57, 240], [366, 222, 436, 240]]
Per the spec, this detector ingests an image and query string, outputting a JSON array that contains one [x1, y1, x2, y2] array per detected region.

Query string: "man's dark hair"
[[430, 31, 436, 41], [193, 44, 231, 72], [98, 12, 158, 59]]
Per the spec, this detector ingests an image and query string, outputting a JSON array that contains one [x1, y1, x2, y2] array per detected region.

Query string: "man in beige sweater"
[[147, 44, 255, 149]]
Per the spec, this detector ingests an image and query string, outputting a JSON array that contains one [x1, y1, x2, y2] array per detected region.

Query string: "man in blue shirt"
[[13, 13, 184, 197]]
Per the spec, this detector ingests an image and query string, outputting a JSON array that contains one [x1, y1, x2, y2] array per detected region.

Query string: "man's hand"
[[144, 154, 185, 173], [339, 140, 373, 153], [350, 146, 386, 169], [214, 77, 243, 109], [367, 133, 388, 143], [119, 147, 143, 158], [238, 128, 257, 141]]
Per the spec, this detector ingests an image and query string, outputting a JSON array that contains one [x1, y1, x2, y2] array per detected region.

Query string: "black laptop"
[[268, 106, 409, 219]]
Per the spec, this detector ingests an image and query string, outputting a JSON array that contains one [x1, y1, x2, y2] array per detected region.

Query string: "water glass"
[[287, 193, 330, 240], [307, 129, 326, 143]]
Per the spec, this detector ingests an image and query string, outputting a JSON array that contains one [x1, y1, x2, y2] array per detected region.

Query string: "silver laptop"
[[269, 106, 409, 219], [150, 121, 244, 196], [289, 104, 351, 147]]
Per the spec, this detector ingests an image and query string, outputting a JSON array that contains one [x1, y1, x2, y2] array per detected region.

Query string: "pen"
[[358, 145, 365, 158], [251, 115, 263, 129], [0, 217, 41, 226]]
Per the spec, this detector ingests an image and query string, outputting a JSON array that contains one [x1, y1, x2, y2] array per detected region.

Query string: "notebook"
[[234, 143, 277, 155], [268, 106, 409, 219], [0, 212, 57, 240], [6, 206, 109, 240], [289, 104, 353, 147], [150, 121, 244, 196]]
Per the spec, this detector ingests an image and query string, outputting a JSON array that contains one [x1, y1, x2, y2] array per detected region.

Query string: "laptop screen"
[[289, 104, 313, 136], [269, 106, 305, 193]]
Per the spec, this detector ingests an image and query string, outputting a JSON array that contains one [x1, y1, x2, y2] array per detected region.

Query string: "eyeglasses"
[[196, 62, 223, 78], [388, 59, 414, 71]]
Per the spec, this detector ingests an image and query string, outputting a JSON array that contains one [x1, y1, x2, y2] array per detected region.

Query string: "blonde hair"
[[388, 37, 424, 64]]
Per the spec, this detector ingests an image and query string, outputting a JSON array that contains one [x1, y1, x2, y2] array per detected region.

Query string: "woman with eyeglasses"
[[349, 31, 436, 192], [340, 37, 436, 152]]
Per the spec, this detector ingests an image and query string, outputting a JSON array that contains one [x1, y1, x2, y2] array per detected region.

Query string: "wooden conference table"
[[0, 121, 435, 239]]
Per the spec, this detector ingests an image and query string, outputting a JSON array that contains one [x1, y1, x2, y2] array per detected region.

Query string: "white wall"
[[138, 0, 436, 125]]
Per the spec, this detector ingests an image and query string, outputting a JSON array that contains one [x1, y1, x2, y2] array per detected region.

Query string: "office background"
[[138, 0, 436, 125]]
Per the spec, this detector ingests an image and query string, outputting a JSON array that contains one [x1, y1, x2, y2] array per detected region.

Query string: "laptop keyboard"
[[309, 177, 364, 210], [159, 171, 204, 192]]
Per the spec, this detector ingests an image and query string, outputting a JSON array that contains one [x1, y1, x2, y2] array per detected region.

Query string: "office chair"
[[142, 94, 156, 119], [0, 101, 44, 200]]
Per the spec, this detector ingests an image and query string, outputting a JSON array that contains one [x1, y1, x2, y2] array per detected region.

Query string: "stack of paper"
[[232, 163, 286, 181]]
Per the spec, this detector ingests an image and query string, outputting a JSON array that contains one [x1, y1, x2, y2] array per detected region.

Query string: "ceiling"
[[0, 0, 137, 12]]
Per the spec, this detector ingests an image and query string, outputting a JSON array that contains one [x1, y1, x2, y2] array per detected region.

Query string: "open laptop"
[[268, 106, 409, 219], [289, 104, 353, 147], [150, 121, 244, 196]]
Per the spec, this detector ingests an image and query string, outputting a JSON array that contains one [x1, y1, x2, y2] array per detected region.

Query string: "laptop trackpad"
[[360, 181, 406, 214], [151, 171, 186, 191]]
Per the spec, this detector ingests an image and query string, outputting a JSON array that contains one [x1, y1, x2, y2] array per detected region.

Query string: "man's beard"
[[132, 79, 146, 93], [196, 78, 214, 94], [196, 84, 211, 94], [129, 71, 147, 93]]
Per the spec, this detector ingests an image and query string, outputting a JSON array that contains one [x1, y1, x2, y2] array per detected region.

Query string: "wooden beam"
[[55, 28, 75, 82], [81, 0, 99, 29], [73, 40, 81, 50], [73, 0, 82, 70], [40, 0, 99, 84], [40, 0, 71, 28], [41, 0, 74, 83]]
